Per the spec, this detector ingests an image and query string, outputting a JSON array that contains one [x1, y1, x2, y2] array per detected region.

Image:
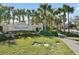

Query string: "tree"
[[74, 16, 79, 33], [38, 3, 52, 31], [66, 6, 74, 33], [6, 6, 14, 24], [47, 5, 55, 30], [0, 4, 6, 23], [13, 9, 22, 23], [12, 9, 17, 24], [30, 9, 40, 24], [26, 9, 31, 25], [56, 4, 69, 33], [20, 9, 26, 22], [52, 8, 63, 31]]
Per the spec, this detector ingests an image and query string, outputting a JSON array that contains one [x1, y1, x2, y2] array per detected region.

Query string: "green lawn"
[[0, 36, 75, 55]]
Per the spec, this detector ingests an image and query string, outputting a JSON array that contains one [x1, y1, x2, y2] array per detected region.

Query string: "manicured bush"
[[40, 31, 58, 36], [0, 26, 3, 32], [60, 31, 79, 37], [66, 32, 79, 37], [0, 33, 7, 42], [14, 31, 37, 38]]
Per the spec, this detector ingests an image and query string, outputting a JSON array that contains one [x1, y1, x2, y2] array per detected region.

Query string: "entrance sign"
[[2, 23, 43, 32], [7, 23, 36, 31]]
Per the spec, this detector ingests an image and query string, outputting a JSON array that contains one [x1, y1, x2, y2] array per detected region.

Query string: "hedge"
[[40, 31, 58, 36]]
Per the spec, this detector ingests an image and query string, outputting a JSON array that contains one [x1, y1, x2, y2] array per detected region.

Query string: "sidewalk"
[[58, 33, 79, 55]]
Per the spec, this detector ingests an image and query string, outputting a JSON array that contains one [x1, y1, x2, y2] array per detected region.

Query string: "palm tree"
[[56, 4, 69, 33], [74, 16, 79, 33], [47, 5, 55, 30], [26, 9, 31, 25], [52, 8, 63, 31], [0, 4, 6, 23], [6, 6, 14, 24], [12, 9, 17, 24], [30, 9, 40, 25], [38, 3, 52, 31], [2, 6, 14, 24], [31, 9, 35, 24], [66, 5, 74, 33], [20, 9, 26, 22], [16, 9, 21, 23]]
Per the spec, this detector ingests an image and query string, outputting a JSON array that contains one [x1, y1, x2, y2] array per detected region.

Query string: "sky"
[[2, 3, 79, 19]]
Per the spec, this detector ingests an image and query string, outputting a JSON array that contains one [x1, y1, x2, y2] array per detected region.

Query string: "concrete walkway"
[[58, 33, 79, 55]]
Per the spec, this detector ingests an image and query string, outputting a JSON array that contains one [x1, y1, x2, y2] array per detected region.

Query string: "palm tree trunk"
[[43, 19, 46, 31], [8, 19, 10, 24], [68, 12, 70, 33], [50, 19, 52, 30], [18, 15, 21, 23], [59, 23, 61, 31], [13, 17, 14, 24], [44, 16, 47, 31], [63, 20, 65, 33], [22, 15, 25, 22], [28, 15, 30, 25], [12, 15, 15, 24], [63, 12, 66, 33], [0, 15, 2, 23], [57, 23, 59, 31], [44, 10, 47, 31], [75, 22, 78, 33]]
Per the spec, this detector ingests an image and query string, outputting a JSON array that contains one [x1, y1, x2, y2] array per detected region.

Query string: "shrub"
[[0, 26, 3, 32], [66, 32, 79, 37], [46, 26, 51, 31], [14, 31, 37, 38], [60, 31, 79, 37], [36, 28, 39, 32], [0, 33, 7, 42], [40, 31, 58, 36]]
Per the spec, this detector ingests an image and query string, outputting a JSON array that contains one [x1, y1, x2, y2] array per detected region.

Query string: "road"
[[58, 33, 79, 55]]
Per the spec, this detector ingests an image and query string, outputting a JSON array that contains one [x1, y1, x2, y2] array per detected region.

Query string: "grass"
[[0, 36, 75, 55]]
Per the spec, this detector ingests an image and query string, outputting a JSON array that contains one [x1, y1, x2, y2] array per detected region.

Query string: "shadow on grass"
[[0, 39, 17, 47]]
